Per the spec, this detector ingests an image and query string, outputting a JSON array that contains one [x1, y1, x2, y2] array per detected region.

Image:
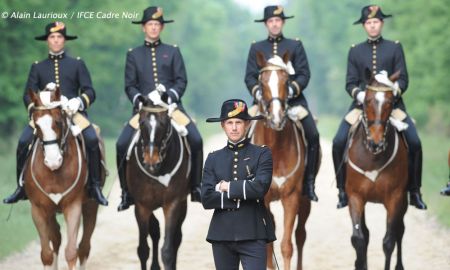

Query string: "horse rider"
[[333, 5, 427, 209], [3, 22, 108, 206], [245, 5, 320, 202], [116, 6, 203, 211], [202, 99, 276, 269]]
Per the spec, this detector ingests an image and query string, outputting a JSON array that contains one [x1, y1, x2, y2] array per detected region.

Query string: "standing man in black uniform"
[[245, 5, 320, 202], [116, 6, 203, 211], [333, 5, 427, 210], [3, 22, 108, 206], [202, 99, 275, 270]]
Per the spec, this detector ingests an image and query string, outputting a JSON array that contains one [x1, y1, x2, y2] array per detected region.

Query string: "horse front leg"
[[149, 214, 161, 270], [135, 204, 152, 270], [384, 195, 407, 270], [63, 200, 83, 270], [31, 205, 58, 270], [161, 199, 187, 270], [280, 190, 300, 270], [78, 199, 100, 269], [295, 196, 311, 270], [348, 196, 368, 270]]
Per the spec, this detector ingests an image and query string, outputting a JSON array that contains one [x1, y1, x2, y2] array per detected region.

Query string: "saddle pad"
[[345, 108, 362, 125], [129, 114, 140, 129], [171, 109, 191, 126], [72, 112, 90, 130], [391, 108, 407, 121]]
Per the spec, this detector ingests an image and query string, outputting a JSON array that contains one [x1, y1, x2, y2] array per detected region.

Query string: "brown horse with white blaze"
[[251, 51, 313, 270], [127, 95, 191, 270], [346, 71, 408, 270], [24, 88, 105, 270]]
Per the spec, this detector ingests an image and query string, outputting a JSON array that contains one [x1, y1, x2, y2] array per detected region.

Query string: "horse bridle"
[[139, 106, 174, 165], [258, 65, 289, 128], [33, 104, 71, 154], [361, 86, 394, 154]]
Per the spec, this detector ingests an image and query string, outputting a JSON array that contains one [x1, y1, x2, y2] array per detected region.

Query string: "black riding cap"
[[254, 5, 294, 23], [132, 6, 174, 24], [353, 5, 392, 25], [35, 22, 77, 41], [206, 99, 263, 122]]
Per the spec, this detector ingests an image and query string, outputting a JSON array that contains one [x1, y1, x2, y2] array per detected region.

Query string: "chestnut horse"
[[25, 89, 105, 269], [127, 96, 191, 270], [346, 71, 408, 270], [251, 52, 313, 270]]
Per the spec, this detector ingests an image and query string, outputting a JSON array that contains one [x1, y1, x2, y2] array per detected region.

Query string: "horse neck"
[[254, 120, 299, 150]]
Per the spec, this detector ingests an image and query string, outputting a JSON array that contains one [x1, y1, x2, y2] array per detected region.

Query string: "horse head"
[[256, 51, 291, 131], [137, 94, 173, 173], [28, 88, 68, 171], [362, 70, 401, 154]]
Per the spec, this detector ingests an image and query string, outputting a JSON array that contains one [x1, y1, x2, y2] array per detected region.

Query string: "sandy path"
[[1, 134, 449, 269]]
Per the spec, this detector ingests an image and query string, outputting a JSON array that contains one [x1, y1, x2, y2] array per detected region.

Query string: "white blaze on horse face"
[[35, 114, 63, 171], [268, 71, 282, 126], [375, 92, 385, 120], [149, 114, 157, 155]]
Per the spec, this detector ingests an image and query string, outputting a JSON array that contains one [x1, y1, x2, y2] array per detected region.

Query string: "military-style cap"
[[206, 99, 263, 122], [254, 5, 294, 23], [35, 22, 77, 41], [132, 6, 174, 24], [353, 5, 392, 25]]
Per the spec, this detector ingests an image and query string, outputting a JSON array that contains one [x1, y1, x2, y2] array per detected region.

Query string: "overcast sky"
[[233, 0, 288, 14]]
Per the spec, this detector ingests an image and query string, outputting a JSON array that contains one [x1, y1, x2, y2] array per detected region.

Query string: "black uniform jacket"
[[125, 40, 187, 106], [23, 52, 95, 112], [346, 36, 408, 110], [245, 35, 311, 107], [201, 139, 276, 243]]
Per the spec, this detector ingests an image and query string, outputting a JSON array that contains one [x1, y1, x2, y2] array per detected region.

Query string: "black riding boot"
[[333, 145, 348, 209], [190, 149, 203, 202], [86, 147, 108, 206], [3, 146, 29, 204], [441, 182, 450, 196], [408, 150, 427, 210], [303, 142, 319, 202], [117, 154, 134, 211]]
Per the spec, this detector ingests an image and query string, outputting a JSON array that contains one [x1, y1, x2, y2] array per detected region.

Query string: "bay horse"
[[345, 70, 408, 270], [25, 88, 105, 269], [251, 51, 314, 270], [127, 95, 191, 270]]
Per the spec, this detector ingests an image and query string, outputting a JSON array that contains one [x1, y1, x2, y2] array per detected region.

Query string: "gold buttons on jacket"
[[54, 59, 60, 88], [273, 42, 278, 55], [372, 44, 377, 74]]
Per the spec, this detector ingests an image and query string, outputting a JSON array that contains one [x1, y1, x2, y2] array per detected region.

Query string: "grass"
[[1, 116, 448, 260]]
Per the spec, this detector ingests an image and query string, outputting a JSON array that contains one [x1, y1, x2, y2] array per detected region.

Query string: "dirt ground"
[[1, 134, 449, 269]]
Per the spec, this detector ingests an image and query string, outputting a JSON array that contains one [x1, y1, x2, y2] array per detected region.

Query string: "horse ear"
[[28, 89, 38, 104], [256, 51, 266, 68], [282, 50, 290, 64], [389, 70, 401, 82], [365, 68, 375, 85], [54, 87, 61, 101]]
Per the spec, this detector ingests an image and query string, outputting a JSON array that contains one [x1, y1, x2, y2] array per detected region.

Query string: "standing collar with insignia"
[[48, 51, 66, 60], [144, 39, 161, 48], [367, 35, 383, 44], [267, 34, 284, 43], [227, 137, 250, 151]]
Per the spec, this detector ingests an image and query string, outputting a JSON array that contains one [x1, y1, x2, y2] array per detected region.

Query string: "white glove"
[[148, 90, 163, 105], [45, 82, 57, 91], [393, 81, 401, 96], [288, 86, 294, 98], [254, 89, 262, 102], [356, 91, 366, 104], [155, 84, 166, 93], [67, 98, 81, 114]]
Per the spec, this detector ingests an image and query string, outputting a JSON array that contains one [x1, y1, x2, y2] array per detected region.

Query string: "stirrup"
[[89, 186, 108, 206], [190, 187, 201, 202], [409, 192, 427, 210], [117, 191, 134, 211], [3, 186, 27, 204], [337, 189, 348, 209]]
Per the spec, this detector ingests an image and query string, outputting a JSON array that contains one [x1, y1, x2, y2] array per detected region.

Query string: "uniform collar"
[[267, 34, 284, 43], [144, 39, 161, 48], [227, 137, 250, 151], [48, 51, 65, 60], [367, 35, 383, 44]]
